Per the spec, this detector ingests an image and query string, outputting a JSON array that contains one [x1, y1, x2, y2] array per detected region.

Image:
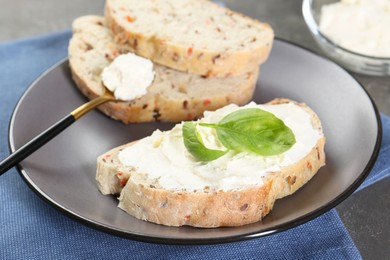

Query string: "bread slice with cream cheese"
[[96, 98, 326, 227], [68, 15, 258, 123], [105, 0, 274, 77]]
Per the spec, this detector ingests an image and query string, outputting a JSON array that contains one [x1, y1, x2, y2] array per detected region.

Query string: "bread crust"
[[96, 99, 326, 227], [68, 16, 259, 123], [118, 178, 275, 227], [105, 0, 274, 77]]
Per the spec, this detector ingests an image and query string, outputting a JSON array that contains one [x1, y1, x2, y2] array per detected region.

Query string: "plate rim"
[[8, 38, 383, 245]]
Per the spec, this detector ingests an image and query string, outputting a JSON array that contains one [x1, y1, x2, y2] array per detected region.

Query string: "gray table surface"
[[1, 0, 389, 258]]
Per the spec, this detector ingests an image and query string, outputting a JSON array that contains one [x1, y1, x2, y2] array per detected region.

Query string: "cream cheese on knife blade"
[[102, 53, 155, 101]]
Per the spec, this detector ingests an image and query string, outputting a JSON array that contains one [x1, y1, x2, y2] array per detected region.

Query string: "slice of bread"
[[68, 15, 259, 123], [105, 0, 274, 77], [96, 99, 326, 227]]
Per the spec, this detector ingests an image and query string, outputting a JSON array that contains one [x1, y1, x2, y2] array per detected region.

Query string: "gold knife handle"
[[71, 94, 115, 120]]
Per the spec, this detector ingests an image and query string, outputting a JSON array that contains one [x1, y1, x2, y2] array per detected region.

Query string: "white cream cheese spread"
[[118, 102, 322, 191], [102, 53, 155, 101], [319, 0, 390, 57]]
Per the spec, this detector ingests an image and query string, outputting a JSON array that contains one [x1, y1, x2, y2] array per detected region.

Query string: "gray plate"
[[9, 39, 381, 244]]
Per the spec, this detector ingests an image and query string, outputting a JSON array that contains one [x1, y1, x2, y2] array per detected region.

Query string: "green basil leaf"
[[182, 122, 227, 161], [210, 108, 296, 156]]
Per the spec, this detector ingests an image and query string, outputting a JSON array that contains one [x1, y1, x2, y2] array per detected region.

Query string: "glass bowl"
[[302, 0, 390, 76]]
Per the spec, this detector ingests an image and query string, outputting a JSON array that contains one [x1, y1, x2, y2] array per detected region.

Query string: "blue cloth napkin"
[[0, 31, 389, 260]]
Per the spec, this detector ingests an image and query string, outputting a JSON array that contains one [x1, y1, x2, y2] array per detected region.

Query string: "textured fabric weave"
[[0, 31, 388, 260]]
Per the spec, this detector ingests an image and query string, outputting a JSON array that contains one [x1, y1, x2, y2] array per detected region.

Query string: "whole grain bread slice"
[[68, 15, 259, 123], [105, 0, 274, 77], [96, 98, 326, 227]]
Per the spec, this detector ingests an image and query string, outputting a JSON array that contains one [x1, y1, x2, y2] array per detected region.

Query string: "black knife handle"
[[0, 114, 75, 175]]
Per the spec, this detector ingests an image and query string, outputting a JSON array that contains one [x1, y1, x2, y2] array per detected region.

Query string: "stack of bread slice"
[[68, 0, 274, 123]]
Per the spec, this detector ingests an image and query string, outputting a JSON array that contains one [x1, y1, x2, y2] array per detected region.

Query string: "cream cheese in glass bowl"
[[302, 0, 390, 76]]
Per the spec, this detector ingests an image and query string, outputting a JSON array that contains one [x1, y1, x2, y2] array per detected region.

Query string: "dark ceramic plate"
[[9, 39, 381, 244]]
